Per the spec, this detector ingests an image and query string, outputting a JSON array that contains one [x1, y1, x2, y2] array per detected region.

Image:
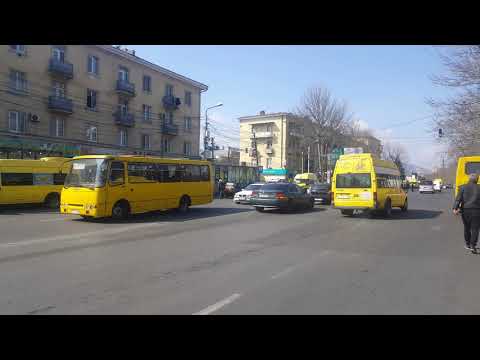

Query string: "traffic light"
[[438, 128, 443, 138]]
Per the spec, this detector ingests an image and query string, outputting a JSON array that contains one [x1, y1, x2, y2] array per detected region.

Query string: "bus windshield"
[[65, 159, 108, 188], [336, 173, 371, 188]]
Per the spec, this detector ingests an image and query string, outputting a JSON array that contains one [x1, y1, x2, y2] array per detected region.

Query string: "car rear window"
[[466, 162, 480, 175], [245, 184, 263, 190], [312, 184, 330, 191], [261, 183, 290, 191], [421, 181, 433, 185]]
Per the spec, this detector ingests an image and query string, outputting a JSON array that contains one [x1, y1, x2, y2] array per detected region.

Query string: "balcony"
[[113, 111, 135, 127], [162, 95, 181, 111], [48, 58, 73, 79], [161, 122, 178, 136], [116, 80, 136, 97], [250, 131, 273, 139], [265, 148, 274, 155], [48, 96, 73, 114]]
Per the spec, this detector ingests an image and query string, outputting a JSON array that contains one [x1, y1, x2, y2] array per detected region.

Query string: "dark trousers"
[[461, 209, 480, 248]]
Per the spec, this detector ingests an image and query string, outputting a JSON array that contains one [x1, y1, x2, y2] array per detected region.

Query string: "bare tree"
[[383, 142, 408, 178], [295, 86, 353, 178], [428, 46, 480, 158]]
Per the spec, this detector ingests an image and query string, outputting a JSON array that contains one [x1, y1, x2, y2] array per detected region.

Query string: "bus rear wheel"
[[177, 196, 190, 214], [112, 201, 129, 220], [44, 193, 60, 209], [341, 209, 354, 216], [383, 199, 392, 218]]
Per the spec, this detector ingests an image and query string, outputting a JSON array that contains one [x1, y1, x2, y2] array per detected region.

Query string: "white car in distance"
[[419, 180, 435, 194], [233, 183, 265, 204]]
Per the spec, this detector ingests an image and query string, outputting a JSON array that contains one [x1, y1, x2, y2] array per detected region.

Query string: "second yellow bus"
[[61, 155, 214, 219]]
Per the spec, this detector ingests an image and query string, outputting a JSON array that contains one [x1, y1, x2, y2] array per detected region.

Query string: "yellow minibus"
[[61, 155, 214, 219], [0, 157, 71, 208], [455, 156, 480, 197], [332, 153, 408, 217]]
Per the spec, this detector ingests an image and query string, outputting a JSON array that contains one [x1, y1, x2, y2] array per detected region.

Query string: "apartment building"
[[356, 135, 383, 158], [239, 111, 318, 175], [0, 45, 207, 159]]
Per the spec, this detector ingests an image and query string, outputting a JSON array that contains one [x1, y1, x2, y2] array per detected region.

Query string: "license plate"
[[259, 194, 270, 198], [337, 195, 349, 199], [315, 198, 323, 202], [71, 210, 80, 214]]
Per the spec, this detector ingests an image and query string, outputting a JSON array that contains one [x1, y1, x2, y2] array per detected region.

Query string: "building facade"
[[239, 112, 318, 175], [0, 45, 207, 159]]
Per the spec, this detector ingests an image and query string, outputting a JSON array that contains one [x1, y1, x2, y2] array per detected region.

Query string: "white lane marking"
[[39, 218, 67, 223], [271, 265, 297, 280], [193, 293, 242, 315], [0, 221, 168, 248]]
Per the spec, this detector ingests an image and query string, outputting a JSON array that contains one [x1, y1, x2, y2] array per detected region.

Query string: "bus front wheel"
[[112, 201, 129, 220], [341, 209, 354, 216]]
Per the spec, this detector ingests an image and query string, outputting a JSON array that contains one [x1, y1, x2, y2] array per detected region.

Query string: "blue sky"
[[126, 45, 451, 170]]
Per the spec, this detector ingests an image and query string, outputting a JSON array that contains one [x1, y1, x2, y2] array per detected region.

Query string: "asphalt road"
[[0, 189, 477, 314]]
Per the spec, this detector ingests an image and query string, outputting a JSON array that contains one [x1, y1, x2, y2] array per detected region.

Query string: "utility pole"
[[204, 112, 210, 159], [301, 151, 304, 173], [211, 137, 216, 161], [307, 145, 310, 173]]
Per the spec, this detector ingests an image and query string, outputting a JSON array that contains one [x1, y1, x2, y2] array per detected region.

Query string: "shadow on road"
[[257, 207, 327, 215], [355, 209, 443, 220], [73, 206, 254, 224], [0, 204, 58, 216]]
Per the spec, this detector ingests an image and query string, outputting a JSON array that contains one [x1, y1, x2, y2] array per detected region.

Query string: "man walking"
[[453, 173, 480, 253], [218, 178, 225, 199]]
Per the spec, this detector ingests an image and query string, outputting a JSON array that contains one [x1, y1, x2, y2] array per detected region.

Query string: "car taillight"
[[251, 191, 257, 197], [276, 192, 288, 200]]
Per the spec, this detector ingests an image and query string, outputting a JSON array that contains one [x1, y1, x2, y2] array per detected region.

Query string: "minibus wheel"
[[384, 199, 392, 218], [44, 193, 60, 209], [341, 209, 354, 216], [112, 201, 129, 220]]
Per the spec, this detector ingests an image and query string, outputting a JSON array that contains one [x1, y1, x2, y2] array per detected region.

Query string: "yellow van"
[[455, 156, 480, 197], [294, 173, 318, 189], [332, 153, 408, 217], [0, 157, 71, 208], [61, 155, 213, 219]]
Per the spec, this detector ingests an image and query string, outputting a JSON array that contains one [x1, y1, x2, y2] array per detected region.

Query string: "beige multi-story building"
[[239, 111, 318, 175], [0, 45, 207, 159]]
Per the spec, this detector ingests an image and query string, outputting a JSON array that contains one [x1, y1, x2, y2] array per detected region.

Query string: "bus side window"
[[54, 173, 67, 185], [110, 161, 125, 186], [200, 165, 210, 181]]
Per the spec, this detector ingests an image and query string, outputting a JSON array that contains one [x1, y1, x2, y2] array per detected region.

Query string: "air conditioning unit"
[[29, 113, 40, 122]]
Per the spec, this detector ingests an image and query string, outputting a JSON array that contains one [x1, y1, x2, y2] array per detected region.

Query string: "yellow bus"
[[332, 153, 408, 217], [455, 156, 480, 197], [61, 155, 214, 219], [0, 157, 71, 208]]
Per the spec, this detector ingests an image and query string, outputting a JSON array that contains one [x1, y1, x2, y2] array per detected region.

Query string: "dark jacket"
[[453, 182, 480, 210]]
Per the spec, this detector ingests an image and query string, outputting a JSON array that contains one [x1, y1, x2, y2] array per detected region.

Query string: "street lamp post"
[[204, 102, 223, 160]]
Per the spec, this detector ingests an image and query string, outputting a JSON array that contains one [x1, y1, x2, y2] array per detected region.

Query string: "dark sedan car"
[[309, 183, 332, 205], [250, 183, 314, 212]]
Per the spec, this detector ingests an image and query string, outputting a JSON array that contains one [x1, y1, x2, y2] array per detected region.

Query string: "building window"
[[86, 89, 97, 110], [9, 70, 28, 93], [165, 84, 174, 97], [142, 134, 150, 150], [266, 158, 272, 168], [8, 111, 26, 133], [267, 141, 272, 149], [184, 116, 192, 131], [159, 113, 166, 123], [52, 81, 66, 98], [185, 91, 192, 106], [162, 138, 170, 153], [142, 105, 152, 122], [9, 45, 25, 55], [86, 126, 97, 142], [118, 66, 129, 81], [184, 142, 192, 156], [50, 117, 64, 137], [266, 124, 272, 132], [245, 148, 248, 153], [118, 102, 129, 115], [143, 75, 151, 92], [87, 55, 99, 75], [119, 129, 128, 147], [52, 46, 65, 63]]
